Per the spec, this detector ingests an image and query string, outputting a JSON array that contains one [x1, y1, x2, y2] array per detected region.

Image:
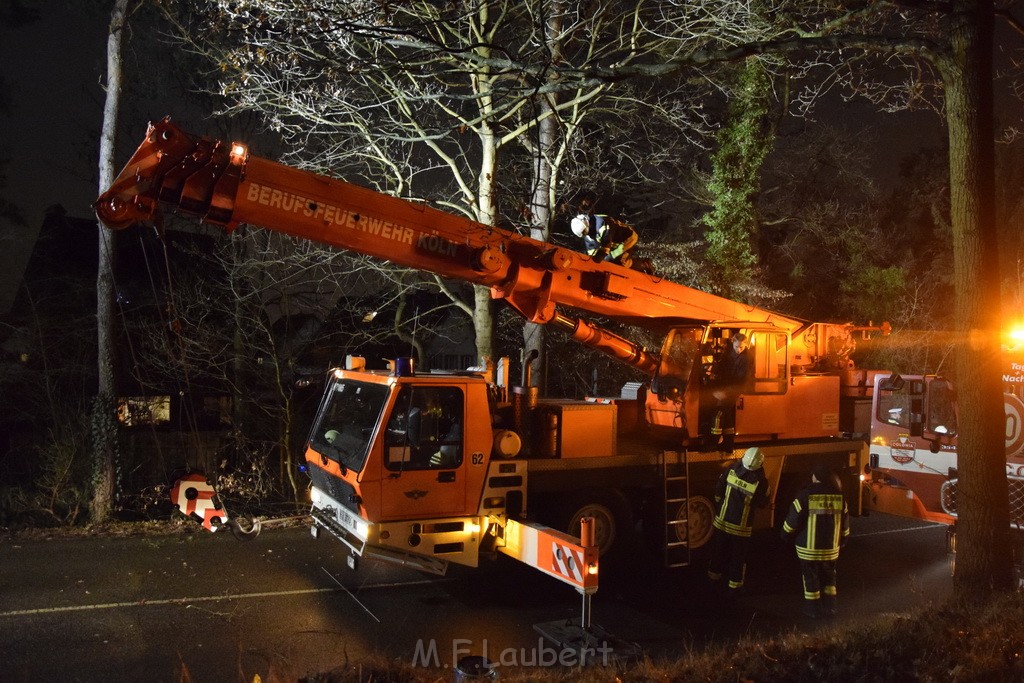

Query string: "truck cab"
[[304, 360, 516, 572]]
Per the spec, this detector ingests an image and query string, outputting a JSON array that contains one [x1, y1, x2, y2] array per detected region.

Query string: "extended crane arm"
[[96, 118, 801, 332]]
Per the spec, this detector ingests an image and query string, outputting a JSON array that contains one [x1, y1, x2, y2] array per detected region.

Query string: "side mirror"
[[652, 376, 684, 402]]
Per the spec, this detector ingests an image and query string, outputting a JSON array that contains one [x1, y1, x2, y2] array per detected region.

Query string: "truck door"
[[735, 330, 790, 435], [379, 384, 469, 520]]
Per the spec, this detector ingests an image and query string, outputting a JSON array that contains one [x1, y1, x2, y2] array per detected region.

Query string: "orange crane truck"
[[95, 118, 885, 597]]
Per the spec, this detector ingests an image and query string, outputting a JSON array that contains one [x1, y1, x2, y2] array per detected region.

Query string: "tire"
[[558, 491, 634, 559], [669, 495, 716, 550]]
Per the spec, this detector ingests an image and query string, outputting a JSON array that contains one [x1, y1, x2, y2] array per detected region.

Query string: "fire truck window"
[[385, 386, 464, 470], [659, 327, 700, 387], [309, 379, 389, 473], [877, 385, 911, 428]]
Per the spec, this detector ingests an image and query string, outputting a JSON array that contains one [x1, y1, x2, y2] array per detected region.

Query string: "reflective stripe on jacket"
[[783, 483, 850, 561], [712, 462, 768, 537]]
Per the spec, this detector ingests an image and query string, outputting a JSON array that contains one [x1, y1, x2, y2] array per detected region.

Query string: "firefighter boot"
[[823, 595, 838, 616], [802, 599, 819, 619], [705, 411, 723, 451]]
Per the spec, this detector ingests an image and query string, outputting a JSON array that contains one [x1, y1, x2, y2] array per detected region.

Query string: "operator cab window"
[[384, 386, 464, 470], [749, 331, 787, 394], [703, 328, 787, 395]]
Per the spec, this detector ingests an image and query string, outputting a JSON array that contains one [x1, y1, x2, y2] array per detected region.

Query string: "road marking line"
[[322, 567, 380, 623], [0, 579, 438, 618], [853, 523, 945, 538]]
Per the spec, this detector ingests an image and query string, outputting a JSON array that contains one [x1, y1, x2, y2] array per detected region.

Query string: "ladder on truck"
[[661, 449, 692, 568]]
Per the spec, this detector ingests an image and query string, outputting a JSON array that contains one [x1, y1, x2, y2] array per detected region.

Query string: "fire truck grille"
[[942, 475, 1024, 530], [307, 465, 360, 514]]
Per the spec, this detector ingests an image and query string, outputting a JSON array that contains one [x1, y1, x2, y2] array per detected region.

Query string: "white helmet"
[[742, 447, 764, 471], [570, 214, 589, 237]]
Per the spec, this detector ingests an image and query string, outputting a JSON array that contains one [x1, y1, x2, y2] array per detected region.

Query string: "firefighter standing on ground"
[[781, 463, 850, 618], [707, 447, 770, 598]]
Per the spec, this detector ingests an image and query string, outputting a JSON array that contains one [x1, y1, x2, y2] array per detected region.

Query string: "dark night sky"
[[0, 3, 973, 317], [1, 3, 109, 312]]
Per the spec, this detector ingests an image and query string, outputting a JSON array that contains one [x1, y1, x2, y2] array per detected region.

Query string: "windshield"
[[656, 326, 701, 394], [308, 378, 390, 474]]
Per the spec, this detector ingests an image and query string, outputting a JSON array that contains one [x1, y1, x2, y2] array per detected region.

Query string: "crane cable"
[[149, 218, 205, 464]]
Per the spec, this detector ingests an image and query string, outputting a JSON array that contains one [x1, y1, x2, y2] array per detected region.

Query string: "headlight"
[[353, 518, 370, 540]]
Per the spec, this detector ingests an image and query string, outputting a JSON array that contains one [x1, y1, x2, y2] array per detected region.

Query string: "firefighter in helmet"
[[570, 209, 639, 268], [781, 463, 849, 618], [707, 447, 770, 600]]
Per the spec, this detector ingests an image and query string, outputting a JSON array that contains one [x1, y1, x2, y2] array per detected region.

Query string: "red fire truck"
[[864, 341, 1024, 578]]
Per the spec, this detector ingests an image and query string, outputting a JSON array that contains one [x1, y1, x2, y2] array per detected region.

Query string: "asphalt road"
[[0, 513, 952, 682]]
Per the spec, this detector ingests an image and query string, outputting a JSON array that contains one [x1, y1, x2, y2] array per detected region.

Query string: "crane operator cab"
[[648, 324, 809, 446]]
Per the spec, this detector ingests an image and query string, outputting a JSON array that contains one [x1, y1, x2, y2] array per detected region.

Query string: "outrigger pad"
[[170, 472, 228, 532], [532, 618, 642, 666]]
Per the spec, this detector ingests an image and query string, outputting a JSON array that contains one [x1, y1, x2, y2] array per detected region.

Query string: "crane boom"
[[96, 118, 802, 332]]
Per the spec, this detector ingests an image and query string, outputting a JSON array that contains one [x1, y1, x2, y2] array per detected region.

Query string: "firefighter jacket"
[[712, 461, 769, 537], [782, 482, 850, 561]]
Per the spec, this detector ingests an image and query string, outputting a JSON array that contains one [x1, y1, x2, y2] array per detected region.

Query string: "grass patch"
[[301, 593, 1024, 682]]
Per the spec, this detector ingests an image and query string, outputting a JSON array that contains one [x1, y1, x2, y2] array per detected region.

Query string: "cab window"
[[384, 386, 464, 470], [750, 332, 787, 394], [877, 381, 911, 429]]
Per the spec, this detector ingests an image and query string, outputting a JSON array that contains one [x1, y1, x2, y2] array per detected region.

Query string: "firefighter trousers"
[[800, 558, 838, 602], [708, 529, 751, 591]]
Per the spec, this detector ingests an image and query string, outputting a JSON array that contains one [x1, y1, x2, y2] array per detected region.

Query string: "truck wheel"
[[670, 495, 715, 550], [559, 492, 633, 559]]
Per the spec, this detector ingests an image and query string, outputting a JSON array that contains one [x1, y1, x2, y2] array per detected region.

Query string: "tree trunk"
[[522, 104, 555, 388], [473, 115, 499, 364], [472, 285, 494, 367], [91, 0, 131, 523], [521, 0, 564, 390], [940, 0, 1014, 598]]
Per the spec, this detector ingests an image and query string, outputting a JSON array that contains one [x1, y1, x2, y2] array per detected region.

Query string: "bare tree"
[[92, 0, 135, 523], [126, 225, 430, 500], [161, 1, 709, 377]]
